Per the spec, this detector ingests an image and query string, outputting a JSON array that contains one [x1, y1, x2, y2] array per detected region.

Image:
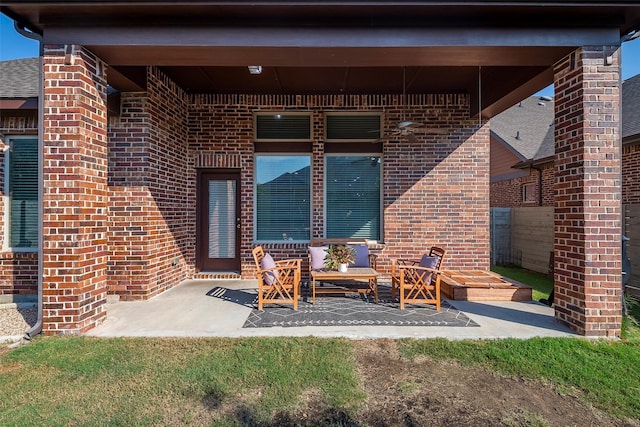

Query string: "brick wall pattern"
[[623, 143, 640, 205], [18, 56, 491, 332], [553, 45, 622, 337], [490, 163, 554, 207], [42, 45, 109, 334]]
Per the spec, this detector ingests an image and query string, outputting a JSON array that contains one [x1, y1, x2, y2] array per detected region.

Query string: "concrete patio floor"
[[87, 279, 577, 340]]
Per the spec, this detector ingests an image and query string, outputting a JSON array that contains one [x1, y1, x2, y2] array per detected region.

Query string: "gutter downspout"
[[14, 21, 44, 340]]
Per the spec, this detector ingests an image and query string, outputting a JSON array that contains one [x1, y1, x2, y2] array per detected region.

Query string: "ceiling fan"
[[375, 67, 447, 143]]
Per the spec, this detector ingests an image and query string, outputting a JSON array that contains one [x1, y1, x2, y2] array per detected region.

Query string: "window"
[[325, 113, 381, 142], [254, 113, 311, 141], [4, 136, 38, 250], [522, 183, 536, 203], [325, 155, 381, 240], [255, 155, 311, 242]]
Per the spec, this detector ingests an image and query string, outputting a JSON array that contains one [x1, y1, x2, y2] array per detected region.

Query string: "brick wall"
[[107, 93, 153, 299], [623, 142, 640, 204], [106, 68, 191, 300], [0, 113, 39, 299], [0, 252, 38, 302], [42, 45, 108, 334], [553, 45, 622, 337], [188, 93, 490, 277], [490, 162, 554, 208], [145, 67, 192, 295], [40, 62, 490, 320]]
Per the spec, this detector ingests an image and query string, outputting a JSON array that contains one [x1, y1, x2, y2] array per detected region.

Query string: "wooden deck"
[[440, 270, 532, 301]]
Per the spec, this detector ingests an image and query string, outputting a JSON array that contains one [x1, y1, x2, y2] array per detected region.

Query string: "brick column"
[[42, 45, 108, 334], [553, 45, 622, 337]]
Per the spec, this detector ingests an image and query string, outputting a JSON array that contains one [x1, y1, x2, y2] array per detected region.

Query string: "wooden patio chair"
[[252, 246, 302, 310], [390, 246, 446, 310]]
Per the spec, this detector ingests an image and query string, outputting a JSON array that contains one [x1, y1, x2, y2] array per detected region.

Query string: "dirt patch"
[[211, 339, 638, 427], [351, 339, 637, 427]]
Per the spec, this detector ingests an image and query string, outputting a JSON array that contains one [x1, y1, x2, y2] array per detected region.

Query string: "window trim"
[[3, 135, 39, 252], [324, 111, 382, 143], [323, 153, 383, 242], [253, 111, 313, 142], [253, 153, 313, 244]]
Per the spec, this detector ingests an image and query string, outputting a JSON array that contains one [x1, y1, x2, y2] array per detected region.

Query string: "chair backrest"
[[428, 246, 446, 271], [252, 246, 265, 270]]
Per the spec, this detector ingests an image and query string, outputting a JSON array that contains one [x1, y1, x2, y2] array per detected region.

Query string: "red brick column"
[[42, 45, 108, 334], [553, 45, 622, 337]]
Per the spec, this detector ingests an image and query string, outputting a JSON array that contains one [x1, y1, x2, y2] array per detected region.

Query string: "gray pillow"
[[349, 245, 369, 267], [417, 254, 439, 282], [260, 253, 279, 285], [308, 246, 329, 270], [419, 254, 439, 270]]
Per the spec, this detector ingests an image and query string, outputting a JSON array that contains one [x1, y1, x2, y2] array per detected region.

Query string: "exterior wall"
[[540, 163, 554, 206], [490, 163, 554, 207], [0, 113, 38, 300], [553, 45, 622, 337], [38, 60, 491, 329], [623, 142, 640, 204], [489, 136, 527, 180], [188, 93, 490, 278], [106, 67, 191, 301], [42, 45, 108, 334]]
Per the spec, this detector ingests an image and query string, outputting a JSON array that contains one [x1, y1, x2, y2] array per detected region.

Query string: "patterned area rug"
[[241, 285, 479, 328]]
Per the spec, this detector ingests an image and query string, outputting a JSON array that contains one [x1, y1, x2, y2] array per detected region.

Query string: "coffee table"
[[310, 267, 379, 304]]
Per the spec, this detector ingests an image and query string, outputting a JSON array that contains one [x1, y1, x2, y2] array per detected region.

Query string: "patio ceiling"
[[3, 1, 640, 117]]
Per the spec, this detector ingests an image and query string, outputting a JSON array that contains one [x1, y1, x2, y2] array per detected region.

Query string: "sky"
[[1, 12, 640, 95]]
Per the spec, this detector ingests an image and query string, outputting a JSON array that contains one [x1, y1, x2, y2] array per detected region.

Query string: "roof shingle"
[[622, 74, 640, 139], [0, 57, 39, 99]]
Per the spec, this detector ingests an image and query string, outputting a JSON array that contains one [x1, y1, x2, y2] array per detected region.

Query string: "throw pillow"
[[419, 254, 439, 270], [418, 254, 439, 282], [308, 246, 329, 270], [349, 245, 369, 267], [260, 253, 279, 285]]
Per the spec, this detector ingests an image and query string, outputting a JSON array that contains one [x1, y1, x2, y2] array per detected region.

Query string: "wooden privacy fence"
[[490, 207, 553, 274], [492, 205, 638, 291]]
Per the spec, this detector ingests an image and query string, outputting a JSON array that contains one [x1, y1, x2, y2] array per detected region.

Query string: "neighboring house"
[[622, 74, 640, 206], [1, 2, 639, 337], [0, 57, 39, 303], [491, 74, 640, 207], [489, 74, 640, 286], [490, 96, 555, 208]]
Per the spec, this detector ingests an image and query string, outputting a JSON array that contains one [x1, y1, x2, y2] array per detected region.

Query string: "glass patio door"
[[197, 169, 241, 272]]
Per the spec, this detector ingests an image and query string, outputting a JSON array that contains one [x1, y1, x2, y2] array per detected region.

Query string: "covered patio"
[[2, 1, 639, 338], [86, 279, 576, 339]]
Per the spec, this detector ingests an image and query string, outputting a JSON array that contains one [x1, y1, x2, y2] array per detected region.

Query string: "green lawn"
[[2, 266, 639, 425], [0, 337, 365, 426], [491, 265, 554, 302], [1, 336, 639, 425]]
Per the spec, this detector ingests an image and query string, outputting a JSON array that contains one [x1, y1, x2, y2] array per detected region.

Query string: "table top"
[[311, 267, 378, 279]]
